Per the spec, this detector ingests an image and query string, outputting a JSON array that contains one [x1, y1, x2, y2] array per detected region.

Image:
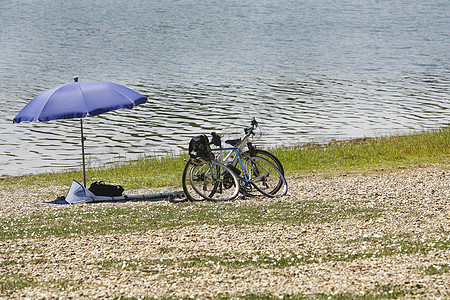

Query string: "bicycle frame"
[[211, 147, 249, 183], [214, 134, 251, 163], [211, 146, 286, 198]]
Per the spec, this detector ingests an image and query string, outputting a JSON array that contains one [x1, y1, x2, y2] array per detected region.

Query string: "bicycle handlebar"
[[244, 117, 259, 136], [211, 118, 259, 146], [251, 117, 258, 128]]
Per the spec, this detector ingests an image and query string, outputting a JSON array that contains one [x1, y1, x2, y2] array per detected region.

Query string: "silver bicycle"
[[182, 120, 287, 201]]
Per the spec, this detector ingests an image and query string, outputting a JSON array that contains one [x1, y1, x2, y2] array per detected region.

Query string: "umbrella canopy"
[[13, 77, 148, 186], [13, 78, 147, 123]]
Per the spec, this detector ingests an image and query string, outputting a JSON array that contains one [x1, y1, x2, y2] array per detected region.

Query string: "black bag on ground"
[[88, 181, 124, 197], [189, 134, 212, 162]]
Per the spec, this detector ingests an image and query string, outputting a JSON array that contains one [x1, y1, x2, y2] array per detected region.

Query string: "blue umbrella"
[[13, 77, 148, 186]]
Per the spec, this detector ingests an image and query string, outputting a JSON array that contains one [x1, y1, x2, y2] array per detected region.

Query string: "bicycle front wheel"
[[189, 160, 240, 201], [245, 156, 287, 198], [244, 149, 284, 175]]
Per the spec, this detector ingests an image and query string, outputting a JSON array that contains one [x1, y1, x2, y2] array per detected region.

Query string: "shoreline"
[[2, 125, 448, 180]]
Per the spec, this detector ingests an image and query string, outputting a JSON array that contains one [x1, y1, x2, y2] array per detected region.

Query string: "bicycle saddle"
[[225, 138, 241, 147]]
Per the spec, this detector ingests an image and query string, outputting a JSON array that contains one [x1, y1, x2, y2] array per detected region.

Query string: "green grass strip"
[[1, 127, 448, 191], [272, 126, 449, 174]]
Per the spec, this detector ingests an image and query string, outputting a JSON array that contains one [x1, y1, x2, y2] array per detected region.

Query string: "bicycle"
[[182, 120, 287, 201], [212, 118, 284, 175]]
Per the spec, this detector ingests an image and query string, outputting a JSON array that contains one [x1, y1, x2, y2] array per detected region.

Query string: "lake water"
[[1, 0, 449, 176]]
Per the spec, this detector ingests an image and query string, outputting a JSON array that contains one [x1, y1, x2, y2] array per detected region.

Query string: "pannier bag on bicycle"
[[189, 134, 212, 163]]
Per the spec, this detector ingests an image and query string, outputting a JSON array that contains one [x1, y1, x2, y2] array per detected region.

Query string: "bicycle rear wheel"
[[246, 156, 287, 197], [182, 158, 206, 202], [189, 160, 240, 201]]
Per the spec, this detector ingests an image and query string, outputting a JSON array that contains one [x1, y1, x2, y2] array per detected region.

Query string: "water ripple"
[[1, 0, 449, 176]]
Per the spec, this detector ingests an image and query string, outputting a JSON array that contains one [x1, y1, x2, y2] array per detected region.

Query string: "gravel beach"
[[0, 166, 449, 299]]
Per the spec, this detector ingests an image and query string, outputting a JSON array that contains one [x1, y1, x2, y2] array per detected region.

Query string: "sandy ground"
[[0, 166, 449, 299]]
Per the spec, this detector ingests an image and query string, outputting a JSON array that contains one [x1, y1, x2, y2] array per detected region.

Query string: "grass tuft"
[[273, 127, 449, 174]]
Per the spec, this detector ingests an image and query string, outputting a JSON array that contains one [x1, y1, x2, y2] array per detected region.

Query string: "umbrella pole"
[[81, 119, 86, 187]]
